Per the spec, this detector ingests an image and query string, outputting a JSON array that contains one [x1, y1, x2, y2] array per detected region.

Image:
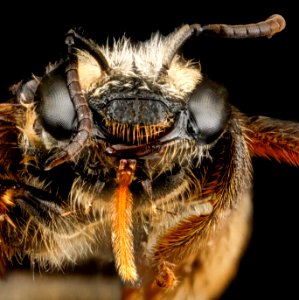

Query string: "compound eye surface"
[[37, 65, 76, 140], [187, 78, 230, 144]]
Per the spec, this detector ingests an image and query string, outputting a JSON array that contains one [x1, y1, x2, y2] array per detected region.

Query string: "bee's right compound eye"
[[187, 79, 231, 144], [37, 64, 76, 140]]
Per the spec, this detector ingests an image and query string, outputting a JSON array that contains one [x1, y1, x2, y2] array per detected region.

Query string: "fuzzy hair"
[[77, 31, 202, 100]]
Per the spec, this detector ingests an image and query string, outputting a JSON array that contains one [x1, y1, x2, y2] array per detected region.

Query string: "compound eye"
[[37, 64, 76, 140], [187, 78, 231, 144]]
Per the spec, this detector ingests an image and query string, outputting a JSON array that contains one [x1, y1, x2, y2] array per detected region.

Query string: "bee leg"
[[0, 180, 71, 275], [137, 191, 252, 300]]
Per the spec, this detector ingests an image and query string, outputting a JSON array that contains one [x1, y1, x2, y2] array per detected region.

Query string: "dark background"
[[0, 1, 297, 299]]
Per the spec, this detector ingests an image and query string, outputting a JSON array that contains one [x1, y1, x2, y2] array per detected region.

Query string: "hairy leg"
[[123, 191, 252, 300]]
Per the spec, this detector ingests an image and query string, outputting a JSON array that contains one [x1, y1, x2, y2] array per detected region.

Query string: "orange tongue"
[[111, 159, 138, 283]]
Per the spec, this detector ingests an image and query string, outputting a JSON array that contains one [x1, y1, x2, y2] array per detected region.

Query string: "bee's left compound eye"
[[187, 79, 231, 144]]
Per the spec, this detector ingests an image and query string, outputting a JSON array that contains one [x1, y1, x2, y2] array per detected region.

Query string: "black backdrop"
[[0, 1, 297, 299]]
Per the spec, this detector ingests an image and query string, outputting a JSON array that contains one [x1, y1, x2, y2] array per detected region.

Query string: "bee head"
[[32, 15, 284, 168]]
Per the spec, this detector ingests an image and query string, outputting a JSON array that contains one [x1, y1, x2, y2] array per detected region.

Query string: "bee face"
[[35, 46, 230, 164]]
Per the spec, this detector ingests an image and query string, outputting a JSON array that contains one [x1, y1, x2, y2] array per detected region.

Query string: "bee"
[[0, 14, 292, 299]]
